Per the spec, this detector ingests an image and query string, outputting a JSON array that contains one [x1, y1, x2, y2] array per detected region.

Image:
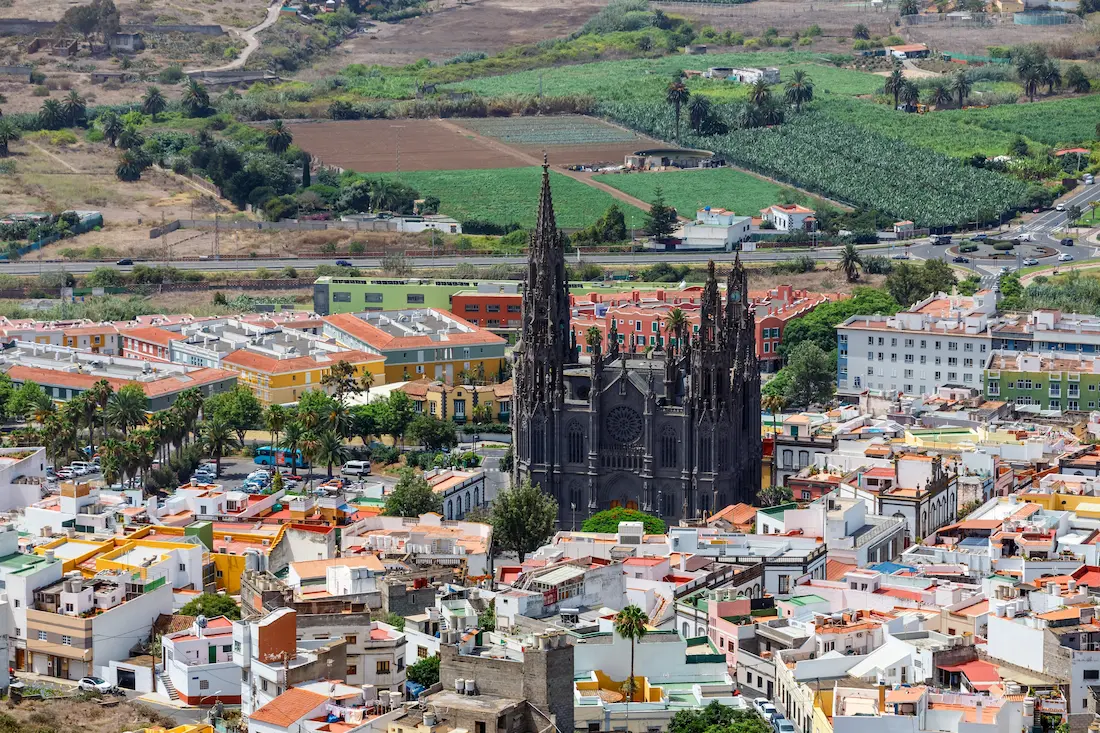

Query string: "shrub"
[[960, 243, 978, 253], [582, 507, 665, 534], [992, 241, 1014, 251], [31, 86, 48, 97]]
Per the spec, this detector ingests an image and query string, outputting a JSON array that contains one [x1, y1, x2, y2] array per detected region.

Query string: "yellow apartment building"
[[220, 348, 385, 406], [400, 379, 513, 424]]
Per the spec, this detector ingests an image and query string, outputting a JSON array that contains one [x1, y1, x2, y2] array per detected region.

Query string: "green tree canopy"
[[383, 467, 443, 517], [885, 259, 957, 308], [643, 186, 678, 240], [779, 287, 900, 359], [669, 701, 774, 733], [784, 341, 835, 408], [406, 655, 440, 686], [206, 385, 263, 445], [407, 414, 458, 452], [6, 381, 46, 421], [582, 507, 666, 534], [179, 592, 241, 621], [490, 478, 558, 562]]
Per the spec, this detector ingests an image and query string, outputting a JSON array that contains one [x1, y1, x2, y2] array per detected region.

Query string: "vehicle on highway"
[[78, 677, 113, 693], [116, 258, 133, 266], [929, 234, 951, 245], [254, 446, 308, 468], [1056, 204, 1066, 212], [335, 259, 353, 267], [1062, 238, 1074, 246], [1085, 174, 1094, 185], [1059, 253, 1075, 262], [1023, 258, 1039, 266], [341, 460, 372, 478], [973, 234, 988, 241], [892, 253, 909, 260], [952, 256, 969, 263], [1000, 266, 1013, 274]]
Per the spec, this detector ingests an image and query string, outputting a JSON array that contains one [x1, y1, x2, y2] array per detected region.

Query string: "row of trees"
[[664, 70, 814, 140]]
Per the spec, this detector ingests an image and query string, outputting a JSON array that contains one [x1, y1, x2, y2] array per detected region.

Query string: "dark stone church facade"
[[512, 163, 762, 524]]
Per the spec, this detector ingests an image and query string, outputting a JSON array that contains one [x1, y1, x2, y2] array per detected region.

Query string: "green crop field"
[[381, 167, 646, 229], [457, 115, 643, 146], [814, 97, 1029, 158], [445, 52, 880, 102], [597, 168, 801, 220], [946, 95, 1100, 146]]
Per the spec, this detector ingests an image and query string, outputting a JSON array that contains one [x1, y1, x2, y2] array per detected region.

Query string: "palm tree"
[[280, 420, 306, 471], [1089, 200, 1100, 225], [613, 605, 649, 702], [852, 23, 870, 39], [316, 429, 348, 478], [89, 379, 113, 447], [1041, 59, 1062, 95], [300, 432, 321, 489], [325, 403, 349, 438], [761, 393, 786, 486], [884, 65, 905, 110], [952, 71, 972, 109], [43, 415, 75, 469], [687, 95, 712, 134], [181, 79, 211, 117], [839, 243, 863, 282], [107, 388, 148, 434], [1065, 65, 1091, 94], [736, 102, 763, 130], [62, 90, 86, 127], [38, 99, 66, 130], [99, 110, 124, 147], [900, 80, 920, 111], [174, 387, 204, 444], [78, 391, 97, 450], [585, 326, 602, 355], [264, 405, 286, 452], [116, 150, 145, 182], [32, 393, 55, 427], [201, 418, 238, 478], [666, 80, 690, 142], [925, 80, 952, 109], [758, 98, 785, 126], [266, 119, 293, 154], [359, 370, 375, 397], [141, 86, 167, 120], [748, 79, 772, 106], [784, 69, 814, 113], [665, 307, 687, 350], [0, 119, 19, 157]]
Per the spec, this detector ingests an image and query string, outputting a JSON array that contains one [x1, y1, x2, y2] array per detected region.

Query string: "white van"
[[341, 460, 371, 477], [69, 461, 93, 475]]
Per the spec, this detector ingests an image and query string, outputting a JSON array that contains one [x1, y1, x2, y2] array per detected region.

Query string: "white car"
[[1059, 253, 1075, 262], [1056, 203, 1066, 212], [1023, 258, 1039, 266], [78, 676, 112, 693]]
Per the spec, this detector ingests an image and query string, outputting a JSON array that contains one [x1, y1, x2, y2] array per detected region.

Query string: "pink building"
[[706, 596, 752, 670]]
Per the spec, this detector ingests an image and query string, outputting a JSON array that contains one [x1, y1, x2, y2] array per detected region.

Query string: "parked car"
[[952, 256, 969, 263], [1062, 238, 1074, 246], [753, 698, 770, 715], [1023, 258, 1039, 266], [341, 460, 372, 478], [1056, 203, 1066, 212], [1085, 174, 1095, 185], [1059, 253, 1075, 262], [57, 469, 73, 480], [78, 677, 113, 693], [335, 259, 354, 267], [760, 703, 778, 721], [116, 258, 133, 266], [773, 719, 796, 733]]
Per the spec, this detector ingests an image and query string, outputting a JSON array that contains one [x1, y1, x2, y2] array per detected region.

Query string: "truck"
[[930, 234, 952, 245]]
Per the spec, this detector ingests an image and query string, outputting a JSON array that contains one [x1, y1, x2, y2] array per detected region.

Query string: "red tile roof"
[[6, 364, 237, 397], [826, 560, 856, 581], [120, 326, 184, 347], [221, 348, 383, 375], [249, 688, 329, 727], [323, 310, 505, 351]]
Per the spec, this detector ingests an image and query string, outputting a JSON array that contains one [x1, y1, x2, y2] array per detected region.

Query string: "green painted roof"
[[786, 594, 827, 606], [0, 552, 52, 576], [759, 502, 799, 517]]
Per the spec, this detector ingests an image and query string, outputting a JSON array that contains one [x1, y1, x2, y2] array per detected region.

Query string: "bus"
[[254, 446, 308, 468]]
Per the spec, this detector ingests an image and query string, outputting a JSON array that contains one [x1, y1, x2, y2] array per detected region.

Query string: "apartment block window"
[[1069, 400, 1080, 411], [980, 344, 987, 352], [398, 658, 405, 671], [464, 305, 480, 312], [935, 371, 942, 380], [347, 635, 357, 645], [486, 304, 500, 313], [407, 294, 425, 304], [778, 575, 790, 593], [904, 339, 914, 348], [963, 374, 973, 383], [920, 340, 927, 349], [878, 352, 885, 361], [333, 292, 352, 303], [935, 357, 942, 365], [61, 635, 71, 646], [948, 342, 958, 351], [868, 336, 874, 344], [37, 631, 46, 641], [904, 384, 913, 393], [948, 357, 957, 366], [964, 343, 974, 352], [65, 603, 73, 613], [419, 646, 429, 659], [377, 660, 391, 675], [347, 665, 358, 677], [199, 680, 210, 690], [904, 369, 913, 378], [904, 354, 914, 363], [1086, 669, 1100, 681], [935, 341, 942, 350], [261, 679, 269, 692], [964, 359, 974, 368], [365, 293, 383, 303], [13, 628, 18, 637], [878, 337, 884, 345], [891, 338, 897, 347], [920, 355, 927, 364], [1050, 399, 1061, 410], [507, 305, 520, 313], [948, 372, 957, 381]]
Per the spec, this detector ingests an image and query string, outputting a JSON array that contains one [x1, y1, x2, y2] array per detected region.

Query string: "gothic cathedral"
[[512, 161, 762, 524]]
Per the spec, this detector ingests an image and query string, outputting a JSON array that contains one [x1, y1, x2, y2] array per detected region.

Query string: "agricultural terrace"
[[453, 116, 660, 166], [597, 168, 818, 220], [377, 167, 647, 229], [597, 101, 1027, 227], [285, 119, 530, 172], [445, 53, 885, 101]]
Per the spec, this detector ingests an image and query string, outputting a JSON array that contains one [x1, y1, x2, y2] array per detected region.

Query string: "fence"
[[0, 278, 310, 299], [902, 12, 995, 26], [0, 213, 104, 261], [150, 217, 426, 238]]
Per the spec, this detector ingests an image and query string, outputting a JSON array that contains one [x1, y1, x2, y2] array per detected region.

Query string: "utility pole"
[[161, 212, 167, 265], [214, 212, 220, 260]]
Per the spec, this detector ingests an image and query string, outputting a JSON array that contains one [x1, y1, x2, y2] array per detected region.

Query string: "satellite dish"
[[196, 615, 207, 628]]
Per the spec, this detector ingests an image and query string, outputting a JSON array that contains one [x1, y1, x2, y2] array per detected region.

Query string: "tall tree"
[[489, 477, 558, 562], [265, 119, 294, 154], [320, 359, 360, 405], [106, 384, 148, 433], [200, 418, 238, 477], [748, 79, 772, 106], [839, 242, 862, 282], [687, 94, 712, 134], [643, 187, 678, 240], [1065, 65, 1091, 93], [1041, 58, 1062, 95], [264, 404, 286, 451], [181, 79, 211, 117], [884, 65, 905, 110], [784, 341, 835, 408], [665, 307, 688, 349], [925, 80, 953, 109], [900, 80, 920, 111], [62, 90, 86, 127], [665, 80, 690, 142], [852, 23, 870, 39], [613, 605, 649, 701], [784, 69, 814, 113], [0, 120, 19, 157], [141, 86, 167, 120], [98, 109, 123, 147], [316, 429, 348, 478], [952, 71, 972, 108], [383, 467, 443, 517], [38, 99, 66, 130]]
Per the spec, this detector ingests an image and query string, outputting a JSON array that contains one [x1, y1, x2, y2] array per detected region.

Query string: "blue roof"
[[870, 561, 917, 575]]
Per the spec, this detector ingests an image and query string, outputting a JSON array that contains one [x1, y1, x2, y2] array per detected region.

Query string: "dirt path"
[[187, 1, 281, 73], [26, 140, 82, 173], [432, 118, 678, 217]]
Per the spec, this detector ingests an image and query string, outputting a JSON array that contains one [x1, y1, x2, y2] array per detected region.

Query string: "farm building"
[[624, 148, 714, 170], [761, 203, 816, 232], [704, 67, 780, 83], [666, 207, 751, 251], [339, 213, 461, 234], [887, 43, 930, 59], [108, 32, 144, 52], [894, 220, 915, 237]]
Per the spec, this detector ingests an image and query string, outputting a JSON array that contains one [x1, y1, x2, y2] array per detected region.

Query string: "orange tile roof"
[[290, 554, 384, 580], [323, 310, 505, 351], [6, 364, 236, 397], [222, 348, 383, 375], [1037, 606, 1081, 621], [64, 324, 118, 335], [708, 502, 756, 527], [886, 686, 926, 704], [826, 560, 856, 581], [249, 688, 329, 727], [955, 600, 989, 617], [120, 326, 184, 347]]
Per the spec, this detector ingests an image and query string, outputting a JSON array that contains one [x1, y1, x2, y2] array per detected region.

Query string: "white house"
[[674, 207, 752, 251], [761, 203, 816, 232], [160, 615, 240, 705]]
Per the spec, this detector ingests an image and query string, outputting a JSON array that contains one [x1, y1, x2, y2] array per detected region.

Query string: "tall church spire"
[[534, 153, 558, 247]]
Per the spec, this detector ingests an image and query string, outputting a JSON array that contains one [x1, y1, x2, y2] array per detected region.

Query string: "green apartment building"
[[985, 351, 1100, 411], [313, 277, 504, 316]]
